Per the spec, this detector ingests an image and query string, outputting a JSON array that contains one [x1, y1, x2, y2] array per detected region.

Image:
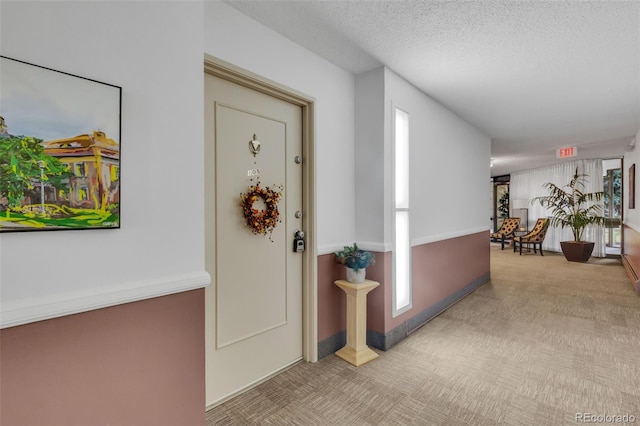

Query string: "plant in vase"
[[335, 243, 375, 283], [533, 167, 608, 262]]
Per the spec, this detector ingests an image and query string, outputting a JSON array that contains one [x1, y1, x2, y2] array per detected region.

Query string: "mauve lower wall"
[[0, 289, 205, 426], [389, 231, 490, 332], [317, 251, 387, 342], [622, 224, 640, 293], [317, 231, 490, 356], [317, 254, 348, 342], [364, 252, 391, 334]]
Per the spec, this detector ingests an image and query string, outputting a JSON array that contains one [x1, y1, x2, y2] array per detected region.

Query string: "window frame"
[[392, 106, 412, 317]]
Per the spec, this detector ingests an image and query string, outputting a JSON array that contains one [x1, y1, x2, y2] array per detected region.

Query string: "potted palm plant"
[[335, 243, 375, 283], [533, 167, 608, 262]]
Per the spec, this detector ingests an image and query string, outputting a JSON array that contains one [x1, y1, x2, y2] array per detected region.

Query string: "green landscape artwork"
[[0, 56, 121, 232]]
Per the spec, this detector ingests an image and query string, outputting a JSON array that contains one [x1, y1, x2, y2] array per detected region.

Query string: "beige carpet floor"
[[206, 245, 640, 425]]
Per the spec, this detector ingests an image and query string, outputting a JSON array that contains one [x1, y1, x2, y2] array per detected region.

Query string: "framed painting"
[[0, 56, 121, 232], [630, 163, 635, 210]]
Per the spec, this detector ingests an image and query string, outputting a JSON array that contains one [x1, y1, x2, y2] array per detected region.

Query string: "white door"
[[204, 72, 304, 407]]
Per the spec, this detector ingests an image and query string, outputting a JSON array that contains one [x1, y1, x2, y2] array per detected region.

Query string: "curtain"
[[510, 159, 605, 257]]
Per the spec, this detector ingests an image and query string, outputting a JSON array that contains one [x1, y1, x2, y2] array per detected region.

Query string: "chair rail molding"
[[623, 220, 640, 234], [412, 226, 490, 247], [0, 270, 211, 329]]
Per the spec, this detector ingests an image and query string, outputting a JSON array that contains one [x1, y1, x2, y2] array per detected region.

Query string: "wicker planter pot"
[[560, 241, 595, 263]]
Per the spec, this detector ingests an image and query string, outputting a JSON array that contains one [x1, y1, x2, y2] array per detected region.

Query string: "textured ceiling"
[[226, 1, 640, 177]]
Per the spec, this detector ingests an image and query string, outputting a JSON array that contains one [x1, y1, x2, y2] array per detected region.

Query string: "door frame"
[[204, 54, 318, 362]]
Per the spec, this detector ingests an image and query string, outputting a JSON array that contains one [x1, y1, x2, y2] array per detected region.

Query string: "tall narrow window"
[[393, 107, 411, 315]]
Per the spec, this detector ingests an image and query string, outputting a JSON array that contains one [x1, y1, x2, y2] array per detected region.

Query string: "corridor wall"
[[1, 2, 208, 424], [319, 67, 492, 354], [623, 129, 640, 293]]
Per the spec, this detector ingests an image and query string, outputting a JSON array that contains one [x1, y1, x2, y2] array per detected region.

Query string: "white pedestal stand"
[[334, 279, 379, 367]]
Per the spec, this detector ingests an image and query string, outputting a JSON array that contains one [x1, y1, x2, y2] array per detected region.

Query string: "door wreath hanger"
[[240, 181, 283, 241]]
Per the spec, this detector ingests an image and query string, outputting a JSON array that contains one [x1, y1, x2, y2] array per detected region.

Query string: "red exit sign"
[[557, 146, 577, 158]]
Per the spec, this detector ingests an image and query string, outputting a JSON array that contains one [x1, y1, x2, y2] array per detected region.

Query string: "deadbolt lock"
[[293, 229, 305, 253]]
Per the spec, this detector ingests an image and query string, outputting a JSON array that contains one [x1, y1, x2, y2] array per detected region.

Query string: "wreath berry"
[[240, 182, 283, 240]]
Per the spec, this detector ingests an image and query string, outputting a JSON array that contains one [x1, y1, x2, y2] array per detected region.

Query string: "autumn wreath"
[[240, 182, 283, 240]]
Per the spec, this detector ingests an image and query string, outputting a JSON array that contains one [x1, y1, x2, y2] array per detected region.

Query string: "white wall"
[[354, 68, 385, 250], [0, 1, 489, 327], [204, 2, 356, 255], [354, 68, 490, 250], [384, 69, 491, 246], [624, 130, 640, 230], [0, 1, 209, 327]]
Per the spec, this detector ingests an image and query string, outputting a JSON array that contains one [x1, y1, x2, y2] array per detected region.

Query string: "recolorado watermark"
[[576, 413, 637, 423]]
